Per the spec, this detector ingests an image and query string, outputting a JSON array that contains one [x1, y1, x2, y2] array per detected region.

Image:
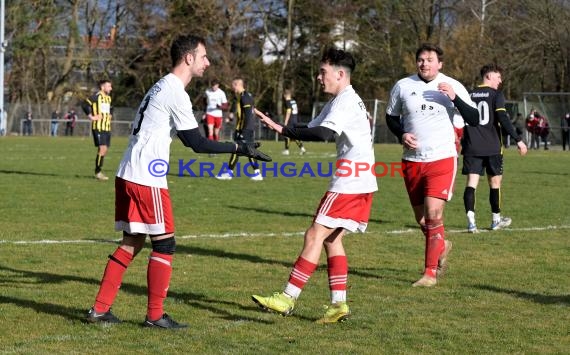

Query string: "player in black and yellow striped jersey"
[[82, 79, 113, 181], [282, 89, 306, 156], [216, 77, 262, 180]]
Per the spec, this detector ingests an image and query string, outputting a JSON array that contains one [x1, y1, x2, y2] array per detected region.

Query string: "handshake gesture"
[[236, 141, 272, 162]]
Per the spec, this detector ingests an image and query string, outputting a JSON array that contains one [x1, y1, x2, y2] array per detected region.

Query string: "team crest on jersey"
[[148, 84, 162, 98]]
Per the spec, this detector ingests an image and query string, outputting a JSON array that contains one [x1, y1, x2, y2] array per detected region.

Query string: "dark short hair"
[[480, 63, 503, 79], [98, 79, 111, 87], [321, 48, 356, 74], [211, 79, 220, 86], [232, 77, 246, 87], [171, 35, 206, 67], [415, 43, 444, 62]]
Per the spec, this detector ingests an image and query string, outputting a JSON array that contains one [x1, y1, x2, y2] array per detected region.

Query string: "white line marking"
[[1, 225, 569, 245], [387, 224, 570, 234]]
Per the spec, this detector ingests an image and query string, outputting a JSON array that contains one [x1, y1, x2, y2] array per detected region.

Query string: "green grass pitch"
[[0, 136, 569, 354]]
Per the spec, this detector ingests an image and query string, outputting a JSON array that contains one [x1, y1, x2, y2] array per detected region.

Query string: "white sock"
[[331, 290, 346, 304], [283, 283, 301, 299], [492, 213, 501, 223], [467, 211, 476, 224]]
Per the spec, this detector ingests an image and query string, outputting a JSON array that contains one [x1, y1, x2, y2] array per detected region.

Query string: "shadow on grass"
[[227, 205, 384, 225], [0, 295, 87, 321], [228, 205, 314, 219], [175, 244, 410, 283], [524, 170, 569, 177], [0, 169, 94, 180], [474, 284, 570, 305], [0, 264, 272, 324], [0, 169, 61, 177]]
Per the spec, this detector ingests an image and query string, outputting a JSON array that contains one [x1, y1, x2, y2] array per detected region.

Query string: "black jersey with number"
[[234, 91, 255, 131], [284, 99, 299, 126], [462, 86, 505, 156]]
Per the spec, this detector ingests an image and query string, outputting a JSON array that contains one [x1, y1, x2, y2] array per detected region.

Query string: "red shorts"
[[206, 114, 223, 129], [314, 191, 374, 232], [402, 157, 457, 206], [115, 177, 175, 235], [454, 127, 464, 154]]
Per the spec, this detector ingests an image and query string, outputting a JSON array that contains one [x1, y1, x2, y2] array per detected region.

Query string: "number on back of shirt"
[[477, 101, 490, 125]]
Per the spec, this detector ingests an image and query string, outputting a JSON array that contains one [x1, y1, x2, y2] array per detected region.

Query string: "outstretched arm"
[[177, 128, 236, 153], [254, 108, 335, 142], [177, 128, 271, 161]]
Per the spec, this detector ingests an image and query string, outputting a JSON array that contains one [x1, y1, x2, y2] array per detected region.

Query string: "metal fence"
[[6, 99, 569, 148]]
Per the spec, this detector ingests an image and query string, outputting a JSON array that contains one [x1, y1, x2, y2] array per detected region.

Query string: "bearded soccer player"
[[83, 79, 113, 181], [462, 64, 527, 233], [386, 43, 480, 287], [85, 34, 270, 329]]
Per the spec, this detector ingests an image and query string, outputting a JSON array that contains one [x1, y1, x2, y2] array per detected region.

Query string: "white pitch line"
[[387, 224, 570, 235], [1, 225, 569, 245]]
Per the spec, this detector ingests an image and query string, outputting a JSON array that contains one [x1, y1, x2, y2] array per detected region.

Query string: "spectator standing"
[[526, 109, 539, 149], [561, 113, 570, 151], [535, 112, 549, 150], [51, 110, 61, 137], [65, 109, 78, 136], [23, 111, 33, 136]]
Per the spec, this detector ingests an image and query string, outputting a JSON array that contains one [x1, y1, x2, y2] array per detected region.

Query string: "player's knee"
[[425, 218, 443, 229], [151, 236, 176, 255]]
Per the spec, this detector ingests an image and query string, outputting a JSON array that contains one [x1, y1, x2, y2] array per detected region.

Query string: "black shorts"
[[285, 119, 297, 128], [462, 155, 503, 176], [92, 130, 111, 147], [233, 129, 254, 143]]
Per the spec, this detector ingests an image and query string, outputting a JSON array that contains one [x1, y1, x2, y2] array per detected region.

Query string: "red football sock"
[[94, 247, 134, 313], [327, 255, 348, 291], [424, 218, 445, 278], [287, 256, 317, 290], [147, 251, 173, 321]]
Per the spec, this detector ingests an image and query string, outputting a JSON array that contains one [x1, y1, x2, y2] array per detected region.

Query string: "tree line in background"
[[4, 0, 570, 129]]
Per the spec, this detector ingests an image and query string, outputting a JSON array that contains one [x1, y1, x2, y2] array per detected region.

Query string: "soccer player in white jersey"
[[203, 79, 228, 141], [386, 43, 480, 287], [251, 48, 378, 323], [86, 34, 270, 329]]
